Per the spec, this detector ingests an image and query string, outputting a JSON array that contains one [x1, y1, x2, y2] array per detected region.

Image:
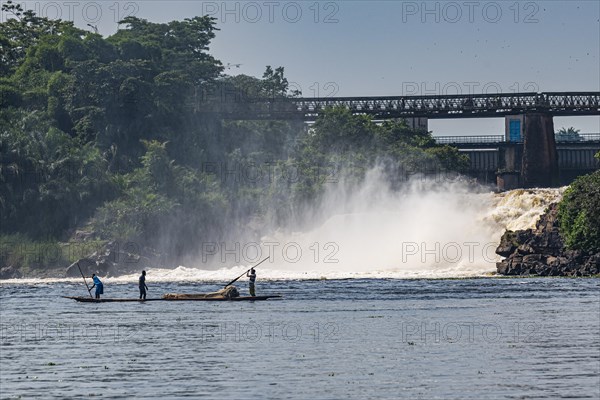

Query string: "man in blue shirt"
[[90, 274, 104, 299]]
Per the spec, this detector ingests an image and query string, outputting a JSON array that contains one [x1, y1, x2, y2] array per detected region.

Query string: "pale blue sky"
[[7, 0, 599, 134]]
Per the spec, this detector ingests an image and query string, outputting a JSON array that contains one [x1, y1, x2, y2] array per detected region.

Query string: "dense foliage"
[[555, 127, 582, 142], [1, 3, 468, 269], [558, 152, 600, 253]]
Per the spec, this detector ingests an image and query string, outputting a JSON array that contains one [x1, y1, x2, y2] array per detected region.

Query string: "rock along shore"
[[496, 203, 600, 276], [64, 241, 161, 278]]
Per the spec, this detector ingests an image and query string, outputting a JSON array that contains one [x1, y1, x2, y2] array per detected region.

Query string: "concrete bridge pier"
[[497, 144, 522, 191], [403, 117, 428, 131], [497, 113, 559, 189], [521, 113, 559, 188]]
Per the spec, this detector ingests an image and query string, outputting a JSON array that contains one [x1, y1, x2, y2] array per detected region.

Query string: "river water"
[[1, 278, 598, 399]]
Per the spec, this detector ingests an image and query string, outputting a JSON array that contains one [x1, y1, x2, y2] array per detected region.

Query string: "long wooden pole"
[[77, 263, 93, 298], [224, 256, 269, 288]]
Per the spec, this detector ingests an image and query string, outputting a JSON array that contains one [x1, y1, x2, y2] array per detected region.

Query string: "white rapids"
[[2, 177, 564, 284]]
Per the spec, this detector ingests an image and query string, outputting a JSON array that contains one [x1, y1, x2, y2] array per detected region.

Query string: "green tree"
[[281, 107, 469, 217], [555, 127, 582, 142], [0, 109, 112, 238], [559, 170, 600, 253], [0, 0, 76, 76], [93, 140, 228, 256]]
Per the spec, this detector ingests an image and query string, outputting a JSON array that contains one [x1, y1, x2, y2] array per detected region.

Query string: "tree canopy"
[[559, 170, 600, 253], [1, 8, 469, 270]]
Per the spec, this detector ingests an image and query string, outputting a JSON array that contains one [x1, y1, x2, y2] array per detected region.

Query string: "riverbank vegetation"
[[0, 3, 468, 275], [558, 151, 600, 253]]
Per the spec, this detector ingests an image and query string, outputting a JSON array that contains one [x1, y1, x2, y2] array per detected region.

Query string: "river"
[[1, 278, 599, 399]]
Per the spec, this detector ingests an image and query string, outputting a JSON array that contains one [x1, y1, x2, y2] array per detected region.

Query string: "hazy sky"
[[5, 0, 599, 134]]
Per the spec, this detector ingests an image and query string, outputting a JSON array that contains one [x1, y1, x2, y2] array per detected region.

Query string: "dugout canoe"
[[63, 295, 281, 303]]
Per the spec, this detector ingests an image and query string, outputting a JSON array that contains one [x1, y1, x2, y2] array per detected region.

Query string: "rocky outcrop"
[[0, 265, 23, 279], [65, 241, 161, 278], [496, 203, 600, 276]]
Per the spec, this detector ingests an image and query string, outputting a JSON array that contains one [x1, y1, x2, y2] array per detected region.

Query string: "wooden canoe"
[[63, 295, 281, 303]]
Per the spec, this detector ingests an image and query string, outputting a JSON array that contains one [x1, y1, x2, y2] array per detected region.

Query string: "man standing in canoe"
[[246, 268, 256, 297], [139, 270, 148, 300], [89, 274, 103, 299]]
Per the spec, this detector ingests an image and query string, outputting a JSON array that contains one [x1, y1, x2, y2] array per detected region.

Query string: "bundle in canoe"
[[161, 285, 282, 300], [162, 286, 241, 300]]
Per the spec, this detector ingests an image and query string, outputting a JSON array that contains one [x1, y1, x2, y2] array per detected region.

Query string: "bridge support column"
[[521, 113, 559, 188], [403, 117, 428, 131], [497, 144, 522, 191]]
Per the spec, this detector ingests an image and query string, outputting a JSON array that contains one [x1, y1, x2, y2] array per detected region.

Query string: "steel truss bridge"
[[209, 92, 600, 120]]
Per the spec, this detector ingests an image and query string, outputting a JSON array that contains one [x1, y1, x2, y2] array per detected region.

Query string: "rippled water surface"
[[1, 278, 599, 399]]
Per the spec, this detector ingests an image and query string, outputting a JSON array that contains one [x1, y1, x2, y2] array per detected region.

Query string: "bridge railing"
[[434, 135, 504, 145], [555, 133, 600, 142], [435, 133, 600, 145]]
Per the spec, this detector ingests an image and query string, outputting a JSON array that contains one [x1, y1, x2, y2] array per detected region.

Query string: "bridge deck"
[[206, 92, 600, 120]]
